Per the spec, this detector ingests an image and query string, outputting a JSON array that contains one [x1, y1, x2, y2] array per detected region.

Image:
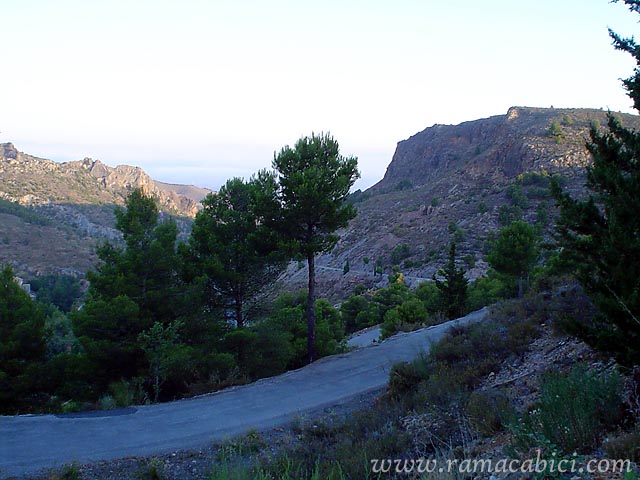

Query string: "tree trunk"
[[518, 275, 523, 298], [153, 367, 160, 403], [235, 296, 243, 329], [307, 251, 317, 363]]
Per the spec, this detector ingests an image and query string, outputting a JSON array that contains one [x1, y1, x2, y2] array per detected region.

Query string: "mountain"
[[0, 143, 205, 215], [0, 143, 210, 276], [154, 181, 213, 203], [3, 106, 638, 289], [302, 107, 640, 299], [373, 106, 636, 191]]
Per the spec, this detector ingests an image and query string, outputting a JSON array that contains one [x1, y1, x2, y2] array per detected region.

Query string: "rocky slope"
[[373, 106, 609, 191], [0, 143, 212, 276], [2, 106, 638, 287], [307, 107, 640, 300], [0, 143, 208, 215]]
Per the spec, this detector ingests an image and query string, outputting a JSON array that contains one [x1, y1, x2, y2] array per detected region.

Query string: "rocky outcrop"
[[0, 144, 206, 276], [0, 146, 202, 217], [374, 107, 639, 191], [296, 107, 640, 301]]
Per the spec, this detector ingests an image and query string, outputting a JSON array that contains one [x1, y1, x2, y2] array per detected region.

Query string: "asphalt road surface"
[[0, 308, 487, 478]]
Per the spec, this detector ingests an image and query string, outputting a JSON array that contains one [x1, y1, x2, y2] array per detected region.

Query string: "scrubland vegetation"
[[6, 2, 640, 479]]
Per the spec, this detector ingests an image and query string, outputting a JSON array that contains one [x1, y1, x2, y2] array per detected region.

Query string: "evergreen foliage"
[[0, 265, 47, 413], [186, 177, 283, 328], [263, 133, 359, 362], [71, 189, 203, 397], [433, 242, 468, 319], [552, 0, 640, 365], [487, 221, 539, 297]]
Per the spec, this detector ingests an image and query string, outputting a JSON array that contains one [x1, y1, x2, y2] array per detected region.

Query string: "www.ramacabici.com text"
[[371, 450, 633, 476]]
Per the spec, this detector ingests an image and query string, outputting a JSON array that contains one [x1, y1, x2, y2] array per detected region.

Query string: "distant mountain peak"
[[0, 143, 205, 217]]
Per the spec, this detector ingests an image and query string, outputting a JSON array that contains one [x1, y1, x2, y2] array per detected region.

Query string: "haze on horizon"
[[1, 0, 638, 191]]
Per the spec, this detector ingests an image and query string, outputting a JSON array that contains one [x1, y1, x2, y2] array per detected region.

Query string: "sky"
[[1, 0, 639, 191]]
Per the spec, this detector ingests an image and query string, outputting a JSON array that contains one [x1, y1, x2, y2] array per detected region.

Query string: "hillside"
[[0, 143, 207, 276], [306, 107, 640, 299], [2, 107, 638, 285], [154, 181, 212, 203]]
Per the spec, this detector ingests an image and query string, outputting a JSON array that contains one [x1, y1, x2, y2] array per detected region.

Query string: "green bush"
[[525, 365, 623, 453], [390, 243, 412, 265], [497, 204, 522, 226], [135, 458, 165, 480], [548, 120, 565, 142], [466, 274, 507, 311], [516, 171, 550, 187], [506, 184, 529, 208], [414, 281, 441, 314], [604, 428, 640, 463], [108, 378, 146, 407], [381, 297, 429, 338], [48, 463, 82, 480], [394, 179, 413, 191], [389, 361, 424, 397], [466, 390, 514, 436]]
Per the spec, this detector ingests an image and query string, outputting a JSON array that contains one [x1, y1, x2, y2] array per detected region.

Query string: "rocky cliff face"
[[298, 107, 640, 300], [0, 144, 211, 276], [373, 107, 636, 192], [0, 145, 204, 217]]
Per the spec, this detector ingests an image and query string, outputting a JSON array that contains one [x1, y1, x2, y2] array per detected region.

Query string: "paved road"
[[347, 326, 382, 348], [0, 308, 487, 478]]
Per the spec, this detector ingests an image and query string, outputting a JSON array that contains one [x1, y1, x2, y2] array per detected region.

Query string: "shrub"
[[506, 184, 529, 208], [394, 179, 413, 191], [517, 171, 550, 186], [497, 204, 522, 226], [466, 274, 507, 311], [527, 365, 623, 453], [466, 390, 514, 436], [341, 295, 369, 329], [477, 201, 488, 214], [48, 463, 82, 480], [135, 458, 165, 480], [548, 120, 565, 142], [390, 243, 412, 265], [98, 395, 117, 410], [389, 361, 424, 397], [603, 428, 640, 463], [415, 281, 441, 314], [381, 298, 429, 338]]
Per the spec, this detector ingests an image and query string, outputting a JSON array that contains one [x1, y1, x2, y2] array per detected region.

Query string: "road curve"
[[0, 308, 487, 478]]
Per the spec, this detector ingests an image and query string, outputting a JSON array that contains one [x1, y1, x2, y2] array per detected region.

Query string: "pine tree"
[[262, 133, 359, 362], [72, 188, 188, 390], [551, 0, 640, 365], [0, 266, 47, 413], [434, 242, 468, 319], [187, 177, 283, 328], [487, 221, 539, 297]]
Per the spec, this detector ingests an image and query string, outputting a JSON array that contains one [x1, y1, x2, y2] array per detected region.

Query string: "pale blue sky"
[[1, 0, 638, 190]]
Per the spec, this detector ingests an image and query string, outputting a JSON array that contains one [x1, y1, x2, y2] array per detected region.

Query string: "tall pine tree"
[[434, 242, 468, 319], [263, 133, 359, 362], [72, 188, 187, 390], [186, 177, 283, 328], [552, 0, 640, 365]]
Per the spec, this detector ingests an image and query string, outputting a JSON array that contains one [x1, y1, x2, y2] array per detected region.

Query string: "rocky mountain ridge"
[[0, 143, 210, 215], [2, 106, 638, 287], [307, 106, 640, 299], [0, 143, 212, 276], [374, 106, 634, 191]]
